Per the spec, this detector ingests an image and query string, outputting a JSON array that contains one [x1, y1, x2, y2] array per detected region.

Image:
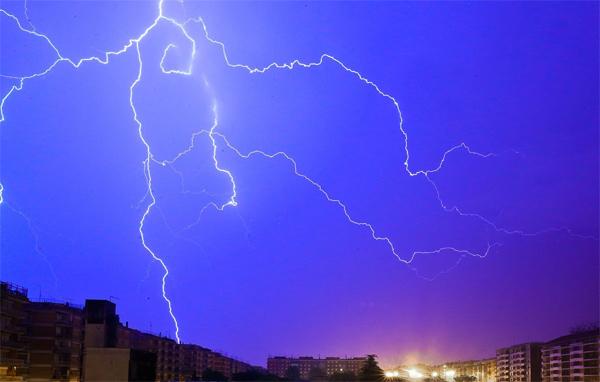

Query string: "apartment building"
[[267, 356, 367, 380], [0, 282, 30, 381], [443, 358, 497, 382], [181, 344, 213, 379], [496, 343, 542, 382], [541, 329, 599, 382], [25, 300, 84, 382]]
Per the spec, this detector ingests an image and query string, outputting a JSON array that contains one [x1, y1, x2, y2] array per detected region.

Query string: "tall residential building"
[[541, 329, 600, 382], [25, 300, 84, 382], [496, 343, 542, 382], [0, 282, 30, 381], [442, 358, 497, 382], [267, 356, 366, 380]]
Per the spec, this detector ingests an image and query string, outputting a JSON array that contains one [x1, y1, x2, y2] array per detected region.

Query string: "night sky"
[[1, 0, 598, 367]]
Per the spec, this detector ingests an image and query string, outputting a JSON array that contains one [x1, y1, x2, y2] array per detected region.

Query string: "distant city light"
[[408, 369, 423, 379], [431, 371, 439, 377], [445, 370, 456, 377]]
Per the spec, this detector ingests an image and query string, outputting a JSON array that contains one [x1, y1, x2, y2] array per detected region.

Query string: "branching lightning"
[[1, 0, 596, 343]]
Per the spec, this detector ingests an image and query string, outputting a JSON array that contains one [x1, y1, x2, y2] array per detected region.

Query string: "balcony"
[[53, 346, 72, 353], [51, 374, 70, 381], [0, 357, 26, 366], [0, 322, 26, 333], [1, 308, 27, 319], [1, 340, 28, 350], [52, 359, 72, 367], [55, 318, 73, 327]]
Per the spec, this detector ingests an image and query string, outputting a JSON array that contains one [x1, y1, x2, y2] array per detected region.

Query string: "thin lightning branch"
[[0, 0, 596, 344], [23, 0, 36, 32], [1, 202, 58, 288], [410, 241, 502, 281], [211, 131, 506, 266], [424, 176, 599, 240]]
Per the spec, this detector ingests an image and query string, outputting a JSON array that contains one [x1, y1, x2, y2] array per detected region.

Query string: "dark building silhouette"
[[1, 281, 262, 382], [0, 282, 29, 380]]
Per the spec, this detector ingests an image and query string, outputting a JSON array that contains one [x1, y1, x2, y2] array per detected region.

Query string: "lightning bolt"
[[1, 201, 58, 288], [1, 0, 596, 343]]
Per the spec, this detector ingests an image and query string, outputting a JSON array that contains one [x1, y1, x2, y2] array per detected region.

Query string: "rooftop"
[[544, 329, 600, 346]]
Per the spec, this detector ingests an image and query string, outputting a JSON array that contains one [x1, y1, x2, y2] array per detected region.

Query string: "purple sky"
[[1, 0, 598, 367]]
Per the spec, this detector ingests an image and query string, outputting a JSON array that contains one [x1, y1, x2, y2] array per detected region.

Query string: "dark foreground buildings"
[[0, 281, 262, 382], [3, 280, 599, 382]]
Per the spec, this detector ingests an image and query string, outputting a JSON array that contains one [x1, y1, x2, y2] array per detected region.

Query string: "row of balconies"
[[0, 321, 27, 334], [53, 345, 72, 353], [52, 359, 72, 366], [1, 307, 28, 319], [2, 340, 29, 350], [0, 356, 27, 366], [55, 317, 73, 327]]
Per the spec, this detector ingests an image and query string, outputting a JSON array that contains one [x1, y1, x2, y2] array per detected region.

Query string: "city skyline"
[[3, 279, 598, 380], [1, 0, 598, 369]]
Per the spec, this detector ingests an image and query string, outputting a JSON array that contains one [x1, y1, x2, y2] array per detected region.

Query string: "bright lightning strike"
[[0, 0, 596, 344]]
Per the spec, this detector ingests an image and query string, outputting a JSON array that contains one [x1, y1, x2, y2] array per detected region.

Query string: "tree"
[[329, 371, 359, 381], [232, 371, 263, 381], [454, 376, 476, 382], [232, 371, 287, 381], [569, 321, 599, 334], [202, 368, 228, 381], [359, 355, 384, 381], [285, 366, 301, 381], [309, 368, 328, 381], [260, 374, 288, 381]]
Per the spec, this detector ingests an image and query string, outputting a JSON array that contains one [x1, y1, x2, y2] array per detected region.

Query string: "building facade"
[[1, 282, 30, 381], [1, 281, 261, 382], [541, 329, 600, 382], [496, 343, 542, 382], [267, 356, 366, 380], [442, 358, 497, 382], [25, 301, 84, 382]]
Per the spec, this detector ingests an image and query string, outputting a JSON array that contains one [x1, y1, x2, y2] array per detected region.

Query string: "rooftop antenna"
[[38, 285, 42, 299], [109, 295, 119, 302]]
